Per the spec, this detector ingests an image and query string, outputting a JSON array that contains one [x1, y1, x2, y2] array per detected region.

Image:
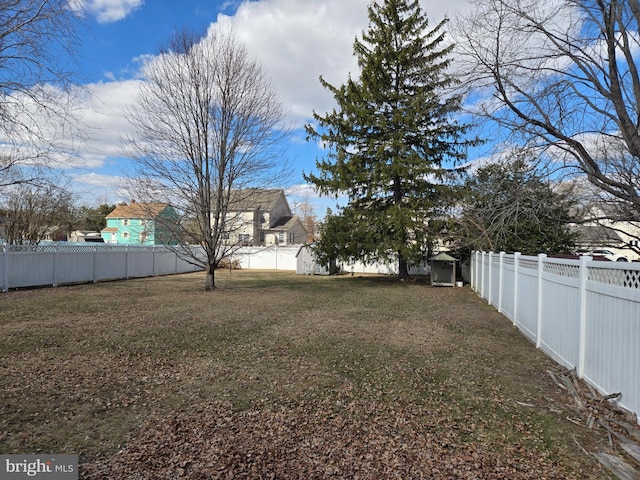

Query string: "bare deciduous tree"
[[0, 179, 75, 244], [0, 0, 83, 188], [290, 195, 317, 242], [455, 0, 640, 220], [124, 28, 289, 290]]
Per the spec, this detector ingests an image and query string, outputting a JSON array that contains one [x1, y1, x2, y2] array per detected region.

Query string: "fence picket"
[[471, 251, 640, 424]]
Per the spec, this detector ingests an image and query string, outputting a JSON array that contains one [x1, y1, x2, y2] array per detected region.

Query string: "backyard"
[[0, 270, 621, 478]]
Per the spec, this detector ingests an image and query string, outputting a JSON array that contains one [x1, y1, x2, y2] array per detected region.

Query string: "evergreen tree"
[[305, 0, 475, 279], [78, 204, 116, 231]]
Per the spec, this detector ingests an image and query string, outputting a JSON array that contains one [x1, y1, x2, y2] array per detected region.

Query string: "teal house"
[[101, 200, 179, 245]]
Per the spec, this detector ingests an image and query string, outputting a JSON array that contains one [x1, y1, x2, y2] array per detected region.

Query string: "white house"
[[572, 203, 640, 261]]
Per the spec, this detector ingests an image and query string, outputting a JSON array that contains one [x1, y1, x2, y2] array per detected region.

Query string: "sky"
[[65, 0, 474, 215]]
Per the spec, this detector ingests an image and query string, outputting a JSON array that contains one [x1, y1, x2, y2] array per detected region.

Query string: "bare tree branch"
[[455, 0, 640, 219], [0, 0, 85, 189]]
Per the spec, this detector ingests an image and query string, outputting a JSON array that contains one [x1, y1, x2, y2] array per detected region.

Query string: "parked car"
[[589, 249, 629, 262]]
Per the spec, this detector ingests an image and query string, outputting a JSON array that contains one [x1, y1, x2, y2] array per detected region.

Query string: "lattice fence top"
[[544, 262, 580, 279], [519, 258, 538, 270], [588, 266, 640, 289], [4, 244, 162, 254]]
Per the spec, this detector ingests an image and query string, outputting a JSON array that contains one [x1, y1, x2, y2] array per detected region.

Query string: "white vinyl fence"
[[0, 244, 309, 292], [0, 244, 204, 292], [1, 243, 430, 292], [227, 245, 300, 271], [471, 251, 640, 421]]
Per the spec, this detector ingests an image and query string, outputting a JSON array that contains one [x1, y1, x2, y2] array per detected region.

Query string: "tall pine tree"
[[305, 0, 475, 279]]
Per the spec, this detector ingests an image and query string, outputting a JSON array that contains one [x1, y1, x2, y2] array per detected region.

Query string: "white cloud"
[[212, 0, 471, 128], [70, 172, 130, 205], [73, 0, 145, 23], [71, 79, 143, 167]]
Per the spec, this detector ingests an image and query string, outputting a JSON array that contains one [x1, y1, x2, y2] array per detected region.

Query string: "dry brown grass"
[[0, 270, 616, 478]]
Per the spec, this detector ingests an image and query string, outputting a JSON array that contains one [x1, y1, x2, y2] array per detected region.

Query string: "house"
[[41, 225, 67, 242], [571, 203, 640, 261], [223, 189, 307, 246], [102, 200, 179, 245], [572, 203, 640, 261]]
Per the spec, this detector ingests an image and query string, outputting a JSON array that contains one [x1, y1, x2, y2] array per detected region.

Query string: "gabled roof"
[[271, 215, 294, 228], [273, 215, 306, 231], [430, 252, 457, 262], [106, 202, 171, 220], [227, 189, 285, 211]]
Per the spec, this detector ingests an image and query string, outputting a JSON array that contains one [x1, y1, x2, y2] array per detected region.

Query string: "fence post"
[[513, 252, 521, 326], [52, 244, 58, 287], [471, 252, 476, 291], [535, 253, 547, 349], [480, 251, 486, 299], [577, 255, 591, 379], [93, 245, 98, 283], [2, 245, 7, 293], [498, 252, 505, 313], [125, 246, 130, 279], [487, 252, 493, 305]]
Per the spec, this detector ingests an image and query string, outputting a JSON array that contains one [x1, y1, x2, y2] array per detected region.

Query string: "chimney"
[[130, 199, 136, 204]]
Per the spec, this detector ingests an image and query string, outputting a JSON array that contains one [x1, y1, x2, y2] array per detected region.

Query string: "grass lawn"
[[0, 270, 616, 478]]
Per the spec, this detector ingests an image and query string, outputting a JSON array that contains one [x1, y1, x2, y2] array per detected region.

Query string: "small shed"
[[430, 252, 457, 287], [295, 244, 330, 275]]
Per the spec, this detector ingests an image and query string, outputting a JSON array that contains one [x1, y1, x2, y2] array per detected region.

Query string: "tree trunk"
[[398, 253, 409, 280], [205, 264, 216, 290]]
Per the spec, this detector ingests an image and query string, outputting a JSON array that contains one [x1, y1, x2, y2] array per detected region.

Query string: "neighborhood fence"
[[0, 244, 310, 292], [0, 244, 204, 292], [0, 243, 432, 292], [471, 251, 640, 421], [228, 245, 300, 271]]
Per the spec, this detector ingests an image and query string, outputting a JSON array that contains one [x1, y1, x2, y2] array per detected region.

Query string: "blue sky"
[[65, 0, 473, 216]]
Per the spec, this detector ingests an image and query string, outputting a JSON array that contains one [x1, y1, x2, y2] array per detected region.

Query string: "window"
[[288, 232, 295, 244], [238, 234, 250, 244], [123, 232, 129, 239], [259, 231, 265, 243], [123, 219, 130, 226], [278, 231, 285, 244]]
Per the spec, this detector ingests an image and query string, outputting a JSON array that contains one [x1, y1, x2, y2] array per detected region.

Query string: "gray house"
[[223, 189, 307, 246]]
